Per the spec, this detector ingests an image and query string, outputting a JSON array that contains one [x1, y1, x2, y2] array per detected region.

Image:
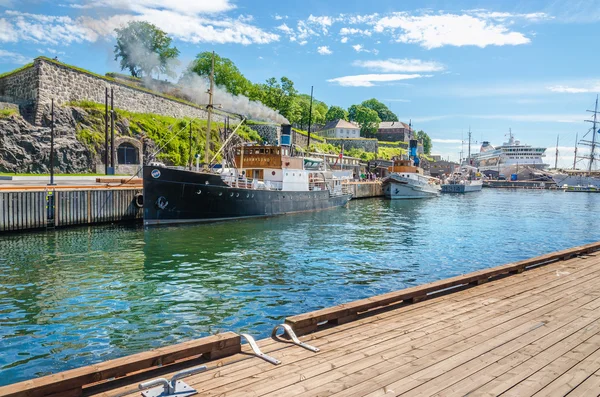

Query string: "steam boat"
[[383, 158, 441, 199], [143, 141, 352, 225]]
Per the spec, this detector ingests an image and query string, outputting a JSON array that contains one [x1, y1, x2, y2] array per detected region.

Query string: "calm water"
[[1, 189, 599, 385]]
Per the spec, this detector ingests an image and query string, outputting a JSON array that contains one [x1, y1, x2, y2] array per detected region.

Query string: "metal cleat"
[[240, 333, 281, 365], [138, 365, 207, 397], [271, 324, 320, 352]]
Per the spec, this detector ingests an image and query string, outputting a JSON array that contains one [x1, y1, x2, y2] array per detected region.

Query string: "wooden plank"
[[0, 332, 241, 397], [188, 263, 600, 397], [164, 257, 600, 397], [286, 242, 600, 334], [246, 286, 600, 397]]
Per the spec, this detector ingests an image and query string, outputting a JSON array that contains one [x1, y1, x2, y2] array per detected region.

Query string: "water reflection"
[[0, 190, 599, 385]]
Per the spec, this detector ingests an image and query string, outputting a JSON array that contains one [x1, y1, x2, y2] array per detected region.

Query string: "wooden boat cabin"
[[388, 159, 423, 175]]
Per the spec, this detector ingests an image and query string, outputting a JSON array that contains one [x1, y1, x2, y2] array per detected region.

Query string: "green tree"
[[415, 130, 432, 154], [361, 98, 398, 122], [260, 76, 298, 120], [352, 105, 381, 137], [325, 105, 348, 122], [114, 21, 180, 78], [187, 52, 252, 96]]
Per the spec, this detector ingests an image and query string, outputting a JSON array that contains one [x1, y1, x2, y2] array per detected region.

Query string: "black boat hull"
[[143, 167, 352, 225]]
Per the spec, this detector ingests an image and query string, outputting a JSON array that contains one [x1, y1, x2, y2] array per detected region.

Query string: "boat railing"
[[222, 176, 283, 191]]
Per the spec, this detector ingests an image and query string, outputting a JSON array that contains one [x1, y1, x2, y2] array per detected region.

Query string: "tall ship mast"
[[142, 54, 352, 225], [552, 95, 600, 187]]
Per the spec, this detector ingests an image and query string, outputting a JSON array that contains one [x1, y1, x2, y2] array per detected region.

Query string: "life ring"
[[134, 193, 144, 208]]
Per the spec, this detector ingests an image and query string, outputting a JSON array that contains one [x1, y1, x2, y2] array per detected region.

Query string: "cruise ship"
[[467, 131, 548, 174]]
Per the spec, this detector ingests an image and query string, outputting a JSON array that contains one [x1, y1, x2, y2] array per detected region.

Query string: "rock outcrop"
[[0, 108, 96, 173]]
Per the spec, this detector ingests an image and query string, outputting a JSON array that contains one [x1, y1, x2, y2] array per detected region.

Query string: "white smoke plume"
[[177, 73, 289, 124], [115, 29, 288, 124]]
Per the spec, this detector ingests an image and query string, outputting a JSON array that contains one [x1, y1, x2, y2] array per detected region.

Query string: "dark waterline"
[[0, 189, 599, 385]]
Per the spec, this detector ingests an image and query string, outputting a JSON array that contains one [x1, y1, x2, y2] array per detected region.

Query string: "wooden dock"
[[2, 242, 600, 396], [0, 185, 143, 232]]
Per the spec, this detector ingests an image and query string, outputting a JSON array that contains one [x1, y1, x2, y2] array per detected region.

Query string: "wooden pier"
[[0, 185, 143, 232], [2, 242, 600, 396]]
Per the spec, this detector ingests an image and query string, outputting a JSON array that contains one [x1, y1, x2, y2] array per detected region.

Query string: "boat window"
[[236, 149, 240, 155], [260, 149, 265, 154], [255, 149, 260, 154], [277, 149, 280, 154]]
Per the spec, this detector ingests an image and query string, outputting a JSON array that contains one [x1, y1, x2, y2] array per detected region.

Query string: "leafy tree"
[[361, 98, 398, 122], [352, 105, 381, 137], [325, 105, 348, 122], [114, 21, 180, 78], [260, 76, 298, 120], [187, 52, 252, 96], [415, 130, 432, 154]]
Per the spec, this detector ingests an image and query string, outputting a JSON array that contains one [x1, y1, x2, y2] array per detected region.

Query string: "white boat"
[[383, 159, 441, 199], [551, 95, 600, 188], [468, 130, 548, 175], [441, 165, 483, 193]]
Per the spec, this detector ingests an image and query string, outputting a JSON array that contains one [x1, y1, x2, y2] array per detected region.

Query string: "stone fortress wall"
[[0, 57, 224, 126]]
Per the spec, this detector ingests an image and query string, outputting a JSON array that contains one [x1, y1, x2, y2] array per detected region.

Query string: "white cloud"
[[317, 46, 332, 55], [374, 12, 531, 49], [327, 73, 430, 87], [340, 36, 348, 43], [351, 44, 377, 53], [69, 0, 235, 15], [469, 10, 552, 21], [3, 8, 279, 46], [0, 18, 17, 42], [0, 49, 30, 64], [339, 27, 371, 36], [276, 23, 293, 35], [307, 15, 334, 34], [353, 58, 445, 72], [274, 14, 287, 20], [547, 84, 600, 93]]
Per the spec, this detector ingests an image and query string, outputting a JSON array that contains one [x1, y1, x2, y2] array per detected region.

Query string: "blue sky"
[[1, 0, 599, 164]]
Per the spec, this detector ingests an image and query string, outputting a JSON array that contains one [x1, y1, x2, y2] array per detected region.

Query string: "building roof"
[[378, 121, 411, 130], [318, 119, 360, 131]]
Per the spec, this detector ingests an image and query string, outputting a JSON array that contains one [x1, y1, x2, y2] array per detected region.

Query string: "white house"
[[315, 119, 361, 138]]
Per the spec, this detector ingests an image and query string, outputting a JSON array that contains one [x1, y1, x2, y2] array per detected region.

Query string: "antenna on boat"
[[204, 51, 215, 170], [554, 135, 559, 169], [468, 126, 472, 160], [307, 86, 314, 149], [573, 133, 578, 169], [584, 94, 599, 171]]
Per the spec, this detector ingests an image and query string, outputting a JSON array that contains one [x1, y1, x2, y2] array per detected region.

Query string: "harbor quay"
[[0, 180, 382, 233], [1, 242, 600, 396]]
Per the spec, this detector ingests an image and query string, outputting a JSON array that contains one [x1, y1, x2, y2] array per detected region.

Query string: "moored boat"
[[441, 165, 483, 193], [144, 144, 352, 225], [551, 95, 600, 188], [383, 158, 441, 199]]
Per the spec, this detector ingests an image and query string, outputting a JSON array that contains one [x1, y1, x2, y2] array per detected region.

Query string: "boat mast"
[[554, 135, 559, 169], [468, 126, 472, 160], [585, 95, 599, 172], [573, 133, 578, 169], [204, 51, 215, 170]]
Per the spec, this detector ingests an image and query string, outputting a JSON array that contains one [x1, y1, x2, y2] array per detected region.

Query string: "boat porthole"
[[230, 193, 234, 197], [236, 193, 239, 197], [246, 194, 250, 198], [219, 192, 222, 196]]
